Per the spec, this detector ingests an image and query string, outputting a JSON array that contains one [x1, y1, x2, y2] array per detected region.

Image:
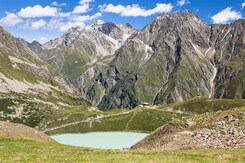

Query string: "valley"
[[0, 9, 244, 162]]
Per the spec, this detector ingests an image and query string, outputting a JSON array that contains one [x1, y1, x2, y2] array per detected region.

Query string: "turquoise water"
[[51, 132, 148, 149]]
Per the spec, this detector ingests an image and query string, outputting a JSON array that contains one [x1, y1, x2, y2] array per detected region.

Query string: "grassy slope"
[[44, 107, 186, 135], [159, 97, 245, 114], [44, 98, 245, 135], [0, 139, 245, 162]]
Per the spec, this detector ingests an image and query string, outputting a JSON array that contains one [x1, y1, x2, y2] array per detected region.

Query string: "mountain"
[[39, 21, 135, 80], [18, 38, 30, 46], [18, 38, 46, 54], [0, 26, 89, 128], [75, 11, 245, 110], [29, 40, 45, 54]]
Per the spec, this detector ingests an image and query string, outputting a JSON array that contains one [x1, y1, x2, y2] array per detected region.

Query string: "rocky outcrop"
[[131, 107, 245, 150]]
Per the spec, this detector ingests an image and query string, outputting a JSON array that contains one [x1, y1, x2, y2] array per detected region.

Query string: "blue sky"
[[0, 0, 244, 44]]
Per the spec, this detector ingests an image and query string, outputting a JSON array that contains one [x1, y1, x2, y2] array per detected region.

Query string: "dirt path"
[[43, 109, 134, 133], [125, 109, 137, 130]]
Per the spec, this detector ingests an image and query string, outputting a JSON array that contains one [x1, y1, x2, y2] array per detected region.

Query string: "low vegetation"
[[0, 139, 245, 162]]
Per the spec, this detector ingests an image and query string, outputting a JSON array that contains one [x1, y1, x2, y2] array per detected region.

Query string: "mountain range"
[[22, 11, 245, 110]]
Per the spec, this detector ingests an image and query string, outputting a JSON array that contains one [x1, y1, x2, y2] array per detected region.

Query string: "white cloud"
[[211, 7, 242, 24], [73, 3, 90, 14], [17, 5, 58, 18], [51, 2, 67, 7], [0, 12, 22, 26], [100, 3, 173, 17], [34, 37, 49, 44], [73, 0, 94, 14], [79, 0, 94, 5], [58, 12, 72, 17], [177, 0, 190, 7], [47, 12, 102, 32], [242, 2, 245, 9], [71, 12, 102, 22], [31, 19, 46, 30]]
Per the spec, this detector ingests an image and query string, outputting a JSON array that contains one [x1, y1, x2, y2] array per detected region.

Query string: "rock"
[[186, 119, 196, 127]]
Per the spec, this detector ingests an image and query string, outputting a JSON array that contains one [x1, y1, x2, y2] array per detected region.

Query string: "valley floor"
[[0, 139, 245, 163]]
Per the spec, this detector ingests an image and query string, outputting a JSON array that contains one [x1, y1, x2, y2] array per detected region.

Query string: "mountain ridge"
[[0, 26, 90, 128], [23, 11, 245, 110]]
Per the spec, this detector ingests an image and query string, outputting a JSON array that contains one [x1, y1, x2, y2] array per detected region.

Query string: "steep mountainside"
[[39, 21, 135, 80], [77, 11, 245, 110], [0, 26, 90, 128]]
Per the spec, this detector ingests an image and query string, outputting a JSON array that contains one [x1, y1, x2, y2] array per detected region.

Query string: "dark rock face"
[[98, 22, 119, 35], [210, 20, 245, 99]]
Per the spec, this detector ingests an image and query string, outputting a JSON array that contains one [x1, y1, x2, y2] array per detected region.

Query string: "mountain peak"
[[156, 10, 201, 21], [94, 20, 105, 25], [31, 40, 41, 45], [120, 23, 133, 29]]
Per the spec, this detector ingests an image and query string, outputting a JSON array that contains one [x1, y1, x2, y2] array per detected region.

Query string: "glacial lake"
[[51, 132, 149, 149]]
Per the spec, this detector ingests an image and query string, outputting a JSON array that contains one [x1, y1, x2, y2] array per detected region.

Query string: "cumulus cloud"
[[47, 12, 102, 32], [177, 0, 190, 7], [51, 2, 67, 7], [79, 0, 94, 5], [34, 37, 49, 44], [0, 1, 99, 32], [73, 0, 94, 14], [100, 3, 173, 17], [211, 7, 242, 24], [17, 5, 58, 18], [57, 12, 72, 17], [73, 3, 90, 14], [0, 12, 22, 26], [31, 19, 46, 30], [71, 12, 102, 22], [242, 2, 245, 9]]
